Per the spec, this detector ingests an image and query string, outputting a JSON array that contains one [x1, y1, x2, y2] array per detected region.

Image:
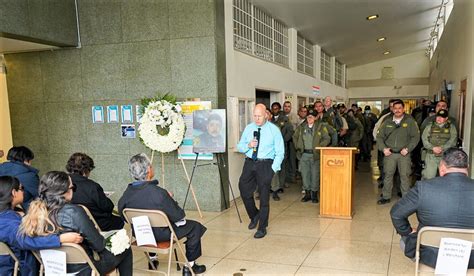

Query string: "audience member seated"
[[0, 146, 39, 210], [20, 171, 133, 276], [0, 175, 83, 276], [66, 152, 124, 231], [118, 153, 207, 276], [390, 148, 474, 268]]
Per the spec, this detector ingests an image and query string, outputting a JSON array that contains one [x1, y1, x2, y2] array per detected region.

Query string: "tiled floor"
[[132, 158, 427, 275]]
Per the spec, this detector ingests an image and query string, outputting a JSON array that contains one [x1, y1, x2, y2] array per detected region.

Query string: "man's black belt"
[[246, 157, 273, 162], [303, 149, 314, 154]]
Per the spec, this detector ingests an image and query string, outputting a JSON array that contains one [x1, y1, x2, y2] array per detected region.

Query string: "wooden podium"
[[316, 147, 357, 219]]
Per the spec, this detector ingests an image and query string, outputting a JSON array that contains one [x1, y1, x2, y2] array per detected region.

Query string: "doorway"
[[256, 89, 280, 108]]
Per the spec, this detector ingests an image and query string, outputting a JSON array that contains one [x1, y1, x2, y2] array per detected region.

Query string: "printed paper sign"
[[312, 85, 320, 96], [92, 106, 104, 123], [40, 249, 66, 275], [132, 215, 157, 247], [121, 105, 133, 123], [107, 105, 119, 123], [435, 237, 472, 275], [121, 124, 136, 139]]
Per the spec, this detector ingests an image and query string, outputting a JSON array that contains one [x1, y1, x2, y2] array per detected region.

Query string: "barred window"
[[232, 0, 289, 67], [274, 20, 289, 66], [233, 0, 252, 54], [320, 50, 331, 83], [335, 60, 343, 86], [253, 6, 273, 61], [297, 34, 313, 75]]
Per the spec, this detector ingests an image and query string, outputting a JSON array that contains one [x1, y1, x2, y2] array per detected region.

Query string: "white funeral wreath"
[[138, 98, 185, 153]]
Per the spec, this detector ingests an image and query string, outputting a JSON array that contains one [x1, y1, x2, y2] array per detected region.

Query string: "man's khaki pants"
[[382, 153, 412, 199]]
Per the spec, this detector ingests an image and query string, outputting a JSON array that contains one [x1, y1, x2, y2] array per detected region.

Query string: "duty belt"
[[303, 149, 314, 154]]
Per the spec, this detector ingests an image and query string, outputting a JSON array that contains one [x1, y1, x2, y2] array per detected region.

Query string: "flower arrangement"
[[103, 229, 130, 256], [138, 94, 186, 153]]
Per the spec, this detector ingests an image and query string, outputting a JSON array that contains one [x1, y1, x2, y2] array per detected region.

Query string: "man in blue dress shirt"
[[237, 103, 285, 239]]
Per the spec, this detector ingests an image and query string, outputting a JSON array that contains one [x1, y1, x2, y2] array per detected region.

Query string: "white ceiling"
[[0, 37, 59, 54], [251, 0, 442, 67]]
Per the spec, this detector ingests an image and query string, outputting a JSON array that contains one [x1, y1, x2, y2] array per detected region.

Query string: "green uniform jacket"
[[377, 114, 420, 153], [349, 116, 364, 147], [293, 120, 331, 160], [272, 112, 294, 143], [421, 122, 457, 152], [420, 115, 458, 134], [320, 116, 338, 146]]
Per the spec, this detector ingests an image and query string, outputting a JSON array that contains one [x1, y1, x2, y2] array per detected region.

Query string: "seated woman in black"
[[66, 153, 124, 231], [0, 176, 83, 276], [20, 171, 133, 276]]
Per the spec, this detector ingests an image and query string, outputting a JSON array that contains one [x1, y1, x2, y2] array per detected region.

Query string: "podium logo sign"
[[327, 159, 344, 166]]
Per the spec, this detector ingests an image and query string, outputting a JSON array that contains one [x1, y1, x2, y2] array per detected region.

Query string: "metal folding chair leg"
[[174, 248, 181, 271]]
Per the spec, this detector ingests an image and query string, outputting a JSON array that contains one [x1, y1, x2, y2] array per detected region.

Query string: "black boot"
[[311, 191, 319, 203], [301, 190, 311, 202]]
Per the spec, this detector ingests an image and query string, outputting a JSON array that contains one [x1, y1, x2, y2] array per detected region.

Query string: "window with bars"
[[297, 34, 313, 75], [233, 0, 252, 54], [232, 0, 289, 67], [335, 60, 343, 86], [253, 6, 273, 61], [274, 20, 289, 66], [320, 50, 331, 83]]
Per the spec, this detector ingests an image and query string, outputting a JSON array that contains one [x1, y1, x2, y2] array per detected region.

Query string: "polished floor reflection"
[[132, 158, 429, 275]]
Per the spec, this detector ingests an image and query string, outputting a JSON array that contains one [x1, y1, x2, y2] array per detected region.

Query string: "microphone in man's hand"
[[253, 130, 259, 152]]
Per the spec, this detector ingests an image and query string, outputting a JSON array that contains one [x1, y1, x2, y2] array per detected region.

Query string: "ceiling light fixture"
[[383, 51, 391, 55], [366, 14, 379, 20], [377, 37, 386, 42]]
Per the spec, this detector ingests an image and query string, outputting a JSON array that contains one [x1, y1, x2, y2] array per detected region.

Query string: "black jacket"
[[57, 204, 126, 274], [390, 172, 474, 268], [70, 174, 121, 231], [118, 180, 185, 239]]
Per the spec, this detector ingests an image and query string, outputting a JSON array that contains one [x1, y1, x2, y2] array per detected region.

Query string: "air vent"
[[381, 67, 394, 79]]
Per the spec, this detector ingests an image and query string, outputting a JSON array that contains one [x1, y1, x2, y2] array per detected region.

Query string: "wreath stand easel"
[[150, 149, 203, 218]]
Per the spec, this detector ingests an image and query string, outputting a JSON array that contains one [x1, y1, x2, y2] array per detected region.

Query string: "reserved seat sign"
[[435, 237, 472, 275]]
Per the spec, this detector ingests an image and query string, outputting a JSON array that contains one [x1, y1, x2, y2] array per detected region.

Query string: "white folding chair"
[[415, 226, 474, 275], [0, 242, 19, 276], [122, 208, 194, 275]]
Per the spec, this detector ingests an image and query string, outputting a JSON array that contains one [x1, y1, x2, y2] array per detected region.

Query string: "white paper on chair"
[[132, 215, 157, 247], [40, 249, 66, 275], [435, 237, 472, 275]]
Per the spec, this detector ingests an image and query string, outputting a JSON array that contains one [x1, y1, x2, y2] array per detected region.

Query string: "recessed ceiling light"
[[377, 37, 386, 42], [383, 51, 391, 55], [366, 14, 379, 20]]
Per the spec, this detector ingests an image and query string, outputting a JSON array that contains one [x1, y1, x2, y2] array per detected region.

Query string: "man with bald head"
[[237, 103, 285, 239]]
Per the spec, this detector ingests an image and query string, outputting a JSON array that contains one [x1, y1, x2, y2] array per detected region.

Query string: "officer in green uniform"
[[421, 109, 457, 179], [346, 109, 364, 147], [420, 100, 458, 134], [293, 109, 331, 203], [376, 100, 420, 205], [314, 101, 338, 146], [270, 102, 294, 200], [361, 105, 377, 161]]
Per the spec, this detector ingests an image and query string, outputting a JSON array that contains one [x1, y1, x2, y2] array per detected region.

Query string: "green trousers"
[[382, 153, 411, 199], [299, 153, 320, 192], [421, 153, 441, 180]]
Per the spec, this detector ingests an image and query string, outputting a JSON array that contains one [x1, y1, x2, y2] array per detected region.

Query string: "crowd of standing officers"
[[237, 96, 459, 238]]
